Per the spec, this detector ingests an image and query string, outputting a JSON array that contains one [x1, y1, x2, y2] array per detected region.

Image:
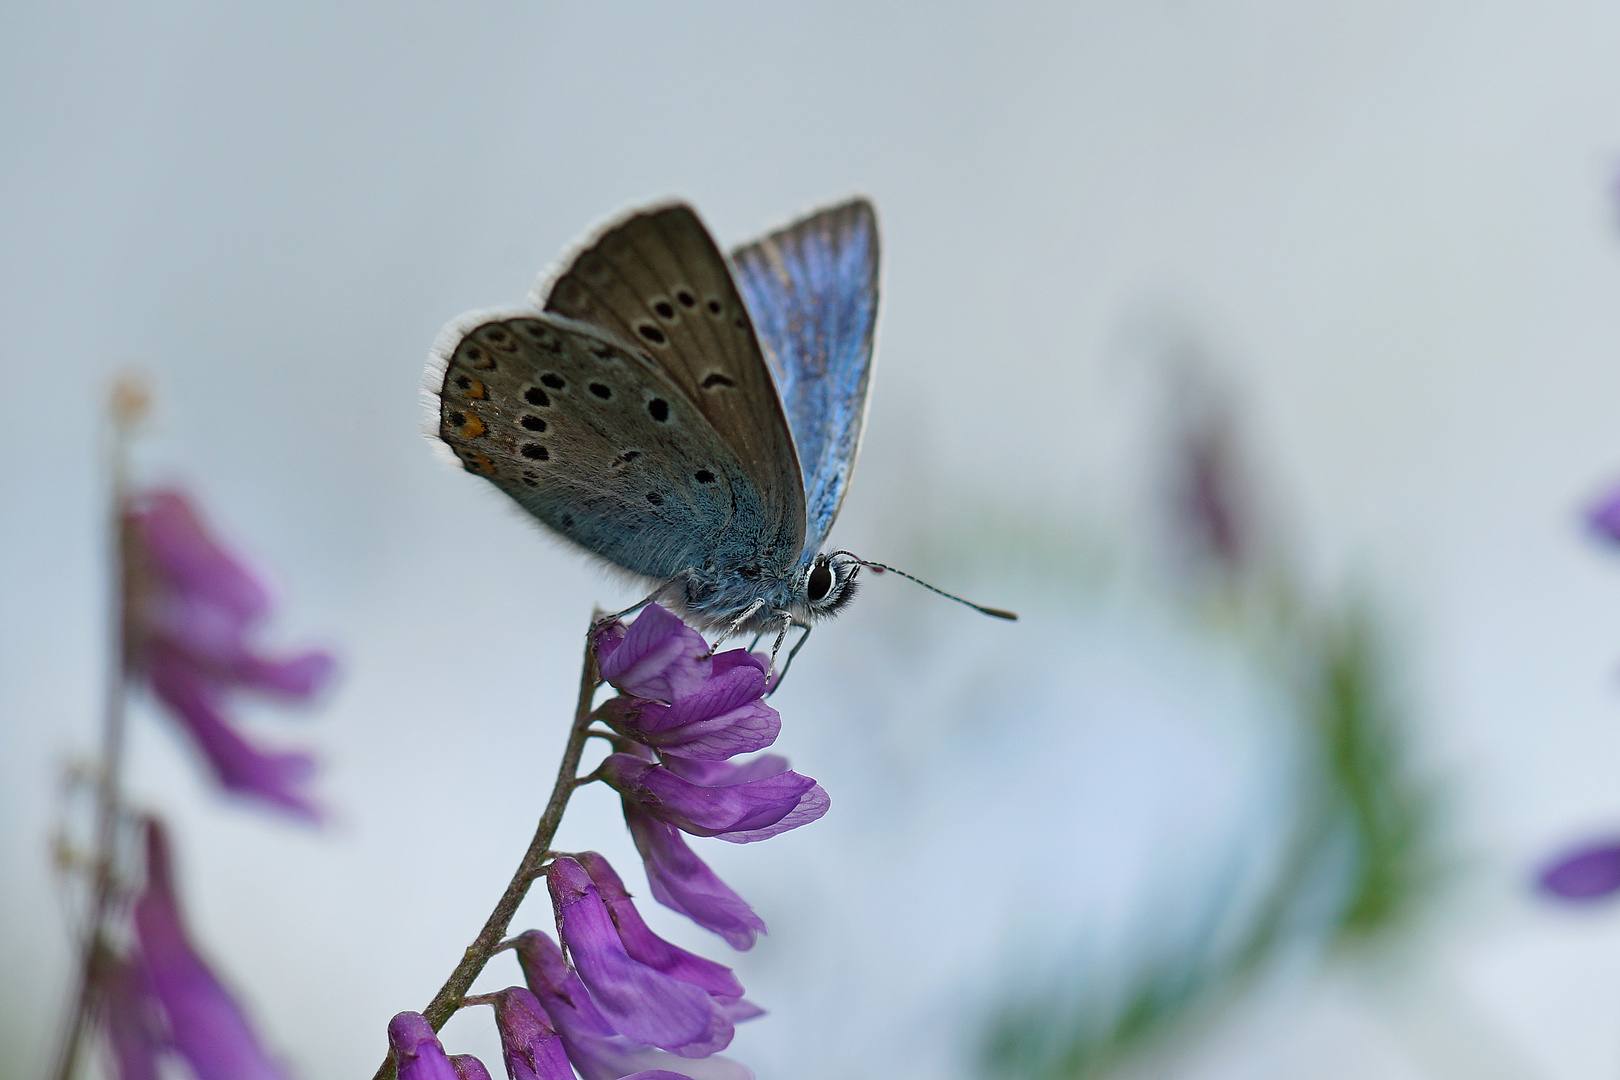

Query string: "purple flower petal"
[[625, 803, 766, 950], [597, 693, 780, 762], [603, 755, 823, 841], [714, 784, 829, 844], [129, 490, 269, 632], [145, 645, 320, 821], [231, 649, 337, 699], [594, 606, 711, 702], [548, 858, 732, 1057], [1588, 483, 1620, 545], [388, 1013, 459, 1080], [450, 1055, 495, 1080], [662, 755, 788, 786], [492, 988, 575, 1080], [97, 950, 165, 1080], [124, 488, 333, 816], [514, 933, 752, 1080], [1540, 839, 1620, 900], [133, 819, 292, 1080], [577, 853, 746, 1002]]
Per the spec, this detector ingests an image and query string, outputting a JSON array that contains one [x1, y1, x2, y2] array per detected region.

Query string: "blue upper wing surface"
[[729, 199, 879, 557]]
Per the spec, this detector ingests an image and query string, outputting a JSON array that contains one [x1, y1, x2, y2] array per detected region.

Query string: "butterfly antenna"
[[830, 553, 1018, 620]]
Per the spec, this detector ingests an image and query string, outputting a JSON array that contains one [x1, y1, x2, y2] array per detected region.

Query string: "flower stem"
[[49, 381, 140, 1080], [369, 627, 602, 1080]]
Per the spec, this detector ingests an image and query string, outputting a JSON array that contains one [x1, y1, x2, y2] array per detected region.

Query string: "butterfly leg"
[[765, 621, 813, 696], [708, 597, 769, 654], [587, 576, 687, 638]]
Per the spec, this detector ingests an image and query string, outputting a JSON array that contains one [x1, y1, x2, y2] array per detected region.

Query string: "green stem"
[[370, 629, 602, 1080]]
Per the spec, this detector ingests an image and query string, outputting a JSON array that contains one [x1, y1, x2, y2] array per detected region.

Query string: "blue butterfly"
[[430, 199, 1009, 653]]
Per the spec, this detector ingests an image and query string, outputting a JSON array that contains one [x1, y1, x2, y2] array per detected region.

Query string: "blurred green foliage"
[[979, 586, 1439, 1080]]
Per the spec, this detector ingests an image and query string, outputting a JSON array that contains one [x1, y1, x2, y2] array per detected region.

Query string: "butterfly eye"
[[806, 562, 834, 602]]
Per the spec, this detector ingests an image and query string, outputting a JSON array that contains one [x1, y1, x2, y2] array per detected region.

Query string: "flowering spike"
[[546, 859, 733, 1057], [624, 803, 767, 950], [387, 1013, 460, 1080], [132, 819, 292, 1080]]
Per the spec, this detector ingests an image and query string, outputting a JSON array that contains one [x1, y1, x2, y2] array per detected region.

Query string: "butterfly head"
[[802, 552, 860, 618]]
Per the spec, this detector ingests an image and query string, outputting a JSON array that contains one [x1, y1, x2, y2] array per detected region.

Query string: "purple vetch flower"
[[593, 604, 712, 702], [513, 931, 752, 1080], [1539, 839, 1620, 900], [624, 802, 766, 950], [123, 488, 334, 819], [451, 1056, 495, 1080], [574, 853, 758, 1021], [490, 988, 575, 1080], [1586, 482, 1620, 545], [546, 857, 732, 1057], [131, 818, 292, 1080], [594, 650, 780, 760], [387, 1013, 461, 1080], [603, 753, 828, 843]]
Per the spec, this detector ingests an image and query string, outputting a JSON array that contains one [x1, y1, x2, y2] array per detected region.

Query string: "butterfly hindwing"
[[730, 199, 879, 554], [540, 204, 806, 565], [434, 313, 773, 582]]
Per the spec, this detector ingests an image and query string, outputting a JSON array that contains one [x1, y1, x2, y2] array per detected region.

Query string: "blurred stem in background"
[[978, 360, 1438, 1080], [46, 376, 333, 1080], [48, 376, 144, 1080]]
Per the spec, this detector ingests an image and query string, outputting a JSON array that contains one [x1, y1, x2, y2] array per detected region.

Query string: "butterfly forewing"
[[435, 313, 774, 582], [730, 199, 880, 553], [540, 205, 806, 562]]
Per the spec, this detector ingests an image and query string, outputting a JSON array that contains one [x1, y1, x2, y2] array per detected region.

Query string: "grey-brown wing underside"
[[434, 313, 775, 582], [539, 203, 806, 562]]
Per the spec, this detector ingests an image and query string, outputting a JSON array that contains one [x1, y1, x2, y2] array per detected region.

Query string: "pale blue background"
[[5, 3, 1620, 1078]]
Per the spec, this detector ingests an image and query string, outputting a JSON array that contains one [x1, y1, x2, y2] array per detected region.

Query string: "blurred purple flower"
[[604, 753, 828, 843], [546, 857, 733, 1057], [1539, 839, 1620, 900], [490, 988, 575, 1080], [624, 802, 766, 950], [123, 489, 334, 819], [130, 817, 291, 1080], [594, 650, 780, 760], [1586, 482, 1620, 545], [513, 931, 751, 1080], [388, 1013, 461, 1080]]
